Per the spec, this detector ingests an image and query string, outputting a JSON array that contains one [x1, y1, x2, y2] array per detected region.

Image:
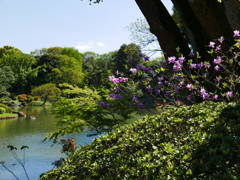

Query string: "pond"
[[0, 106, 99, 180]]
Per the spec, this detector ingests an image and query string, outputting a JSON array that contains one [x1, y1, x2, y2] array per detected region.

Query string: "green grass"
[[0, 113, 18, 118]]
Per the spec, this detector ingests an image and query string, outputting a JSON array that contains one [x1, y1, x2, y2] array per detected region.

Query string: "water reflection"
[[0, 106, 97, 180]]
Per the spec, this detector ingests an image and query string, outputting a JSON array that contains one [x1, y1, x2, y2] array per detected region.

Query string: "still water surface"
[[0, 106, 98, 180]]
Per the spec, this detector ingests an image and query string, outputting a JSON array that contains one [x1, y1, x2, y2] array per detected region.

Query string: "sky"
[[0, 0, 173, 57]]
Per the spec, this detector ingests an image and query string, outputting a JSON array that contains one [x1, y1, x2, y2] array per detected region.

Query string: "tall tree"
[[110, 43, 143, 75], [32, 47, 83, 86], [82, 51, 113, 88], [0, 53, 37, 94], [0, 46, 22, 59], [0, 66, 15, 97]]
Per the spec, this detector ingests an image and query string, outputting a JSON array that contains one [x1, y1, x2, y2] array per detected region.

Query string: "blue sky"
[[0, 0, 173, 56]]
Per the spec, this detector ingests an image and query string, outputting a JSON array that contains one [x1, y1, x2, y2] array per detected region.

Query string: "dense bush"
[[0, 103, 12, 113], [0, 107, 6, 114], [39, 101, 240, 180]]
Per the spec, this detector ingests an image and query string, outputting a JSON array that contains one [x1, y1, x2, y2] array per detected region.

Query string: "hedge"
[[39, 101, 240, 180]]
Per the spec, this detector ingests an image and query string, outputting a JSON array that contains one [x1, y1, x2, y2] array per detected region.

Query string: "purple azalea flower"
[[175, 76, 182, 80], [158, 77, 164, 81], [200, 88, 206, 94], [186, 84, 193, 91], [174, 86, 180, 93], [148, 88, 153, 92], [204, 64, 211, 69], [213, 94, 218, 100], [190, 63, 197, 69], [132, 96, 137, 102], [137, 103, 144, 109], [158, 81, 164, 87], [100, 102, 110, 107], [138, 53, 143, 57], [216, 45, 221, 51], [208, 41, 215, 48], [114, 87, 120, 92], [137, 64, 143, 69], [178, 57, 185, 63], [155, 89, 160, 94], [168, 56, 176, 63], [115, 71, 119, 75], [214, 76, 220, 83], [188, 52, 194, 57], [233, 30, 240, 37], [109, 94, 116, 99], [129, 57, 133, 63], [161, 61, 167, 67], [226, 91, 233, 98], [187, 93, 194, 100], [109, 76, 118, 84], [197, 62, 204, 68], [130, 68, 137, 73], [218, 36, 224, 43], [121, 77, 128, 82], [213, 56, 222, 64], [165, 91, 172, 97], [179, 81, 184, 87], [214, 65, 220, 71], [173, 61, 183, 71], [144, 56, 150, 61], [116, 94, 122, 99], [202, 92, 210, 100]]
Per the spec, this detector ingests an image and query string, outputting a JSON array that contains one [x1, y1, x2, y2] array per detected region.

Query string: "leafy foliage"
[[32, 47, 83, 86], [40, 101, 240, 179], [0, 53, 38, 94], [0, 66, 15, 97], [0, 103, 12, 113], [31, 83, 61, 105], [45, 84, 128, 141]]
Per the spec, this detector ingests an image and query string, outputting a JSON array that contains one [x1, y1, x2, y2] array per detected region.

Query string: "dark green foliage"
[[0, 66, 15, 97], [0, 103, 12, 113], [40, 102, 240, 179], [110, 43, 143, 75], [0, 107, 6, 114]]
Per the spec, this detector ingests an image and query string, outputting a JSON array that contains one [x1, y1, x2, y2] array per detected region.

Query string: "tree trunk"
[[223, 0, 240, 31], [135, 0, 190, 59], [171, 0, 211, 62], [188, 0, 235, 53]]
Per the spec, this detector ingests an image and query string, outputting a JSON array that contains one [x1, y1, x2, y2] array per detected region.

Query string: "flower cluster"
[[98, 30, 240, 112], [108, 76, 128, 84]]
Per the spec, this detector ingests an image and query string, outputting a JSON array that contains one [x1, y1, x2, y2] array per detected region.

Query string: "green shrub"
[[40, 102, 240, 180], [0, 103, 12, 113], [0, 107, 6, 114]]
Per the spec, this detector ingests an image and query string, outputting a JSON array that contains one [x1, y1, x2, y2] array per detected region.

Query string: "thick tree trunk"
[[188, 0, 235, 53], [135, 0, 190, 59], [223, 0, 240, 31], [171, 0, 211, 62]]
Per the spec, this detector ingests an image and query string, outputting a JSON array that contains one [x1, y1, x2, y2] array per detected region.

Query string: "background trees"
[[0, 52, 37, 94], [32, 47, 83, 87], [0, 66, 15, 97]]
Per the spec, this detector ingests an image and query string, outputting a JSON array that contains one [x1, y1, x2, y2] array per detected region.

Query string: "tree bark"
[[223, 0, 240, 31], [171, 0, 211, 62], [135, 0, 190, 59], [188, 0, 235, 53]]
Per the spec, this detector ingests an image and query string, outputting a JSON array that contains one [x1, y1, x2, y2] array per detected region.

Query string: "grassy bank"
[[0, 113, 18, 119]]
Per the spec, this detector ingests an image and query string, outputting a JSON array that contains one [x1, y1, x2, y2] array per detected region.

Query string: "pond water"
[[0, 106, 99, 180]]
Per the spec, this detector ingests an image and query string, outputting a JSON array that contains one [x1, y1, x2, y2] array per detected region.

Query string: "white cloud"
[[75, 41, 105, 52], [97, 42, 105, 47], [75, 44, 93, 51]]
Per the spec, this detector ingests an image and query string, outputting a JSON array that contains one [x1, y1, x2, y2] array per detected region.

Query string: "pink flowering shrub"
[[99, 31, 240, 111]]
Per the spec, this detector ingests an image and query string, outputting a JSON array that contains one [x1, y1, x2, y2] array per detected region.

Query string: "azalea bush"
[[98, 30, 240, 112]]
